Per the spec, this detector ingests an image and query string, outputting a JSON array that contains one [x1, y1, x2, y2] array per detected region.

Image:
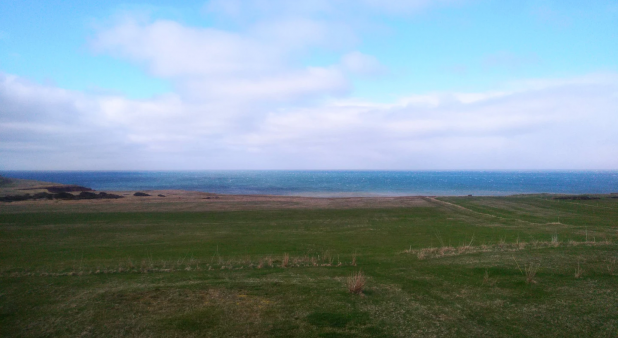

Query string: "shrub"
[[347, 270, 366, 294]]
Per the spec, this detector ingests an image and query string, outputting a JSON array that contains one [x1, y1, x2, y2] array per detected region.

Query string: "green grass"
[[1, 195, 617, 337]]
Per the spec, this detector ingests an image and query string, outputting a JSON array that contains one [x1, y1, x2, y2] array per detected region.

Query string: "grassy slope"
[[0, 175, 71, 197], [1, 196, 617, 337]]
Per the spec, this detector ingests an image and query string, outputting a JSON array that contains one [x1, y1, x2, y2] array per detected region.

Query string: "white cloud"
[[340, 51, 386, 76], [92, 19, 282, 78], [236, 78, 618, 169], [91, 16, 354, 105], [0, 74, 134, 169], [181, 67, 349, 102], [2, 71, 617, 170]]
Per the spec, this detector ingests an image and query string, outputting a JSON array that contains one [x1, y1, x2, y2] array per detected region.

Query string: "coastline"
[[1, 175, 615, 213], [2, 170, 618, 197]]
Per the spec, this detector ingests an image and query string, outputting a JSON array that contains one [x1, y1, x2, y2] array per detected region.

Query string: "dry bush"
[[513, 257, 540, 284], [497, 237, 507, 250], [347, 270, 366, 295], [574, 261, 584, 279], [482, 269, 496, 286], [606, 257, 617, 275], [525, 262, 540, 284], [322, 250, 334, 265]]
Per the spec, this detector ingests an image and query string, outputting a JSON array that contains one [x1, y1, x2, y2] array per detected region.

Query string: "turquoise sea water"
[[2, 171, 618, 197]]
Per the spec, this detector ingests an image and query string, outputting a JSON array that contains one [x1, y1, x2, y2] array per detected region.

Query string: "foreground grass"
[[1, 195, 617, 337]]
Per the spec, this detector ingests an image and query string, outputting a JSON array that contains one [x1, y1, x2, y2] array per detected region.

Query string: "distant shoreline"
[[2, 171, 618, 197], [1, 175, 617, 215], [1, 175, 615, 198]]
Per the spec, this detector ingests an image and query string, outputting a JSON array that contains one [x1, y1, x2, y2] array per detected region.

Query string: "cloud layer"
[[2, 70, 617, 169], [1, 1, 617, 170]]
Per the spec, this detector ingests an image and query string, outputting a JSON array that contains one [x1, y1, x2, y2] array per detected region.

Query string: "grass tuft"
[[575, 260, 584, 278], [512, 257, 540, 284], [525, 262, 540, 284], [482, 269, 497, 286], [347, 270, 366, 295]]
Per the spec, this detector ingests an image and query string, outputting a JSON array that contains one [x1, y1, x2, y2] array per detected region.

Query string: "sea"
[[2, 171, 618, 197]]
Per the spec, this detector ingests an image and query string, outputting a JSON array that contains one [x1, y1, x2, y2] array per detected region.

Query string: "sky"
[[1, 0, 617, 170]]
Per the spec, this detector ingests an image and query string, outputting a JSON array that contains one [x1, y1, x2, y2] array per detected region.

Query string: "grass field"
[[1, 195, 617, 337]]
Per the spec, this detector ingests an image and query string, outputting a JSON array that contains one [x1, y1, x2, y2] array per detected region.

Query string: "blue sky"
[[1, 0, 617, 169]]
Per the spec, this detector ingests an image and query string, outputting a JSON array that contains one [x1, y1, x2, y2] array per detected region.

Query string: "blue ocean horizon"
[[2, 171, 618, 197]]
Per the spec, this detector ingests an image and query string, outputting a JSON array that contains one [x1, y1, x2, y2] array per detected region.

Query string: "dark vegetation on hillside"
[[0, 176, 12, 186], [0, 191, 123, 202], [553, 195, 601, 200], [0, 176, 123, 202], [44, 185, 93, 193]]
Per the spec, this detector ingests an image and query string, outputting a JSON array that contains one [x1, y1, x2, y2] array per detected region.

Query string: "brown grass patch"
[[405, 238, 615, 260], [575, 261, 584, 279], [482, 269, 497, 286], [347, 270, 366, 295], [525, 262, 540, 284]]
